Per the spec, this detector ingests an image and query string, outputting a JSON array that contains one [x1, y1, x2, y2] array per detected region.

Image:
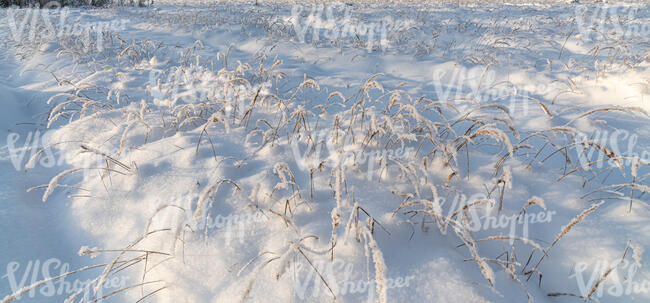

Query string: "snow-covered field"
[[0, 1, 649, 302]]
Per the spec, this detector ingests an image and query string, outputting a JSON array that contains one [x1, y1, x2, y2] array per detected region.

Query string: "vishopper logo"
[[432, 65, 548, 116], [574, 3, 649, 43], [5, 1, 128, 52], [2, 258, 130, 301], [4, 130, 117, 176], [6, 130, 58, 171], [147, 196, 266, 245], [146, 66, 269, 109], [290, 128, 415, 181], [436, 193, 555, 245], [288, 4, 411, 52], [570, 258, 649, 299], [573, 128, 649, 171], [147, 66, 218, 106], [293, 259, 414, 301]]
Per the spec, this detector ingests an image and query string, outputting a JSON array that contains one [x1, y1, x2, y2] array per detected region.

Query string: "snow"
[[1, 1, 649, 302]]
